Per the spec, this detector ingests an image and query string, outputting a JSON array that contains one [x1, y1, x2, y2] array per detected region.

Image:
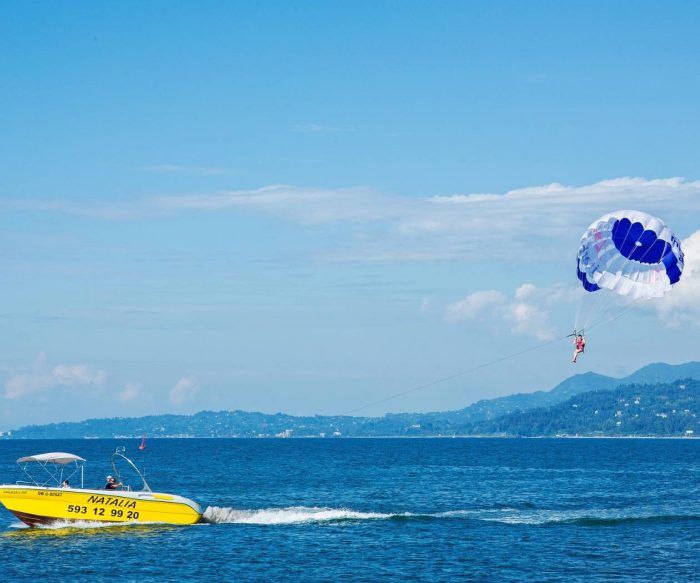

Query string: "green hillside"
[[468, 379, 700, 437]]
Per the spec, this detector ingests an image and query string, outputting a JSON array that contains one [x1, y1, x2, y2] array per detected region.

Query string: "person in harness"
[[572, 334, 586, 363]]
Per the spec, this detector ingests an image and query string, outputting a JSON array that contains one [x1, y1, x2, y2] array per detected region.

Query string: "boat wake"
[[7, 506, 699, 531], [202, 506, 398, 525], [201, 505, 700, 527], [434, 508, 700, 526]]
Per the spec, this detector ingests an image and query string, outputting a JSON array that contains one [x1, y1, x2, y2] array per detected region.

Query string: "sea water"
[[0, 438, 698, 581]]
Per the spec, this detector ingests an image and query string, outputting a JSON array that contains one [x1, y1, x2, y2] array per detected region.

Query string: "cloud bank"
[[5, 176, 699, 262], [654, 229, 700, 327], [446, 283, 570, 340], [5, 354, 108, 400]]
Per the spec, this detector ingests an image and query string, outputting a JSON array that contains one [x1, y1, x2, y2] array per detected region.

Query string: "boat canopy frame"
[[16, 453, 85, 489]]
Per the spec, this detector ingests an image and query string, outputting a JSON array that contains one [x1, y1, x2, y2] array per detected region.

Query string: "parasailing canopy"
[[576, 210, 684, 300]]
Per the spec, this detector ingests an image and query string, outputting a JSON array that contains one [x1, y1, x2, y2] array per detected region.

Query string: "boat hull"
[[0, 485, 202, 527]]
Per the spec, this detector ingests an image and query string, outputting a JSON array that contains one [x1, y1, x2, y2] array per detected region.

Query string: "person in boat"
[[572, 334, 586, 363], [104, 475, 123, 490], [61, 480, 70, 488]]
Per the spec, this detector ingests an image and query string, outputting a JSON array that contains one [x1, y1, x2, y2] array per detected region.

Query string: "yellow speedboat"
[[0, 447, 202, 527]]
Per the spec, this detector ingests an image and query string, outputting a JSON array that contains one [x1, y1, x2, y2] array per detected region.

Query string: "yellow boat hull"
[[0, 486, 202, 527]]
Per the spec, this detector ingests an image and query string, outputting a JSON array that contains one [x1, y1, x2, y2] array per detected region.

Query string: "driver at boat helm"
[[104, 475, 123, 490]]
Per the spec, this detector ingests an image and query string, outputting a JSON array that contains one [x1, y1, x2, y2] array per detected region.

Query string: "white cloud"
[[446, 290, 507, 322], [654, 229, 700, 327], [152, 185, 397, 225], [4, 356, 108, 400], [52, 364, 107, 386], [431, 177, 695, 207], [446, 284, 564, 340], [514, 283, 536, 300], [169, 376, 199, 405], [119, 383, 141, 402], [509, 301, 553, 339], [408, 177, 700, 258], [5, 176, 700, 262], [420, 297, 431, 312]]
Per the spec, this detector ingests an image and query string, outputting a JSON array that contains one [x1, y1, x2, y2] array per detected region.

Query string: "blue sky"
[[2, 1, 700, 428]]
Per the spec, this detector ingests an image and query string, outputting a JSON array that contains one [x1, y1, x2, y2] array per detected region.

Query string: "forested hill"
[[446, 361, 700, 424], [467, 379, 700, 437], [4, 362, 700, 438]]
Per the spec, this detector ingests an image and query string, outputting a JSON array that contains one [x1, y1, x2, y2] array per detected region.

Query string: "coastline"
[[1, 434, 698, 440]]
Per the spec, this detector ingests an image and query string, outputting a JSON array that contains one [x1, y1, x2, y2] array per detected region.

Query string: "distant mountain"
[[467, 379, 700, 437], [440, 371, 620, 425], [352, 372, 621, 435], [4, 361, 700, 439], [622, 362, 700, 385], [447, 362, 700, 425]]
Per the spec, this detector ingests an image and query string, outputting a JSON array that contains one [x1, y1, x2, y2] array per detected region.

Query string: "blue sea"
[[1, 438, 699, 582]]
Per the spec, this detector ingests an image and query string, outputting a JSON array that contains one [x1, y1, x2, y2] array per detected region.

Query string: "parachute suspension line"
[[581, 279, 639, 333], [340, 333, 572, 416], [574, 299, 582, 333], [574, 297, 583, 333], [580, 289, 606, 330], [576, 286, 611, 333], [585, 297, 641, 334], [585, 291, 618, 331]]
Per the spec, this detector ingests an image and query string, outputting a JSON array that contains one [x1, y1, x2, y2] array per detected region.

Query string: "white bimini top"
[[16, 453, 86, 465]]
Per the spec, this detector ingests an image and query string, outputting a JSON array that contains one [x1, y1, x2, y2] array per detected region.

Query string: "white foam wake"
[[202, 506, 395, 525]]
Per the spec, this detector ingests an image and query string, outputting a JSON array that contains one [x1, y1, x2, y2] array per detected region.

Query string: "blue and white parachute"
[[576, 210, 684, 299]]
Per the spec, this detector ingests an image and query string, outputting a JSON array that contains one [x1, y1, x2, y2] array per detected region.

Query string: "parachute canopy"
[[576, 210, 684, 299]]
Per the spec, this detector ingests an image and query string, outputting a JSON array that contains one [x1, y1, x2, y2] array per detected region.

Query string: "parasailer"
[[572, 333, 585, 363]]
